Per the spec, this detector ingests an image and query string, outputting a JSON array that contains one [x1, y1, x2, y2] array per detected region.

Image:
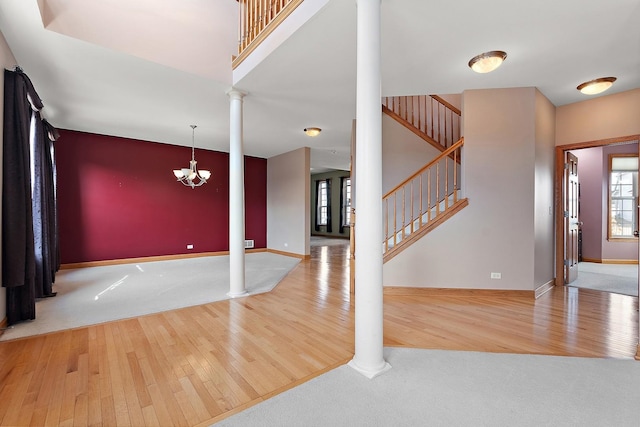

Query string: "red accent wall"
[[56, 129, 267, 264]]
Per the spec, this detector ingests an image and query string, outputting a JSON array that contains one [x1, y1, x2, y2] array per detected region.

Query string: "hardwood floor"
[[0, 238, 638, 426]]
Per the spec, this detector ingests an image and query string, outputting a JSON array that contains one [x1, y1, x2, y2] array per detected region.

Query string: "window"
[[317, 180, 328, 226], [342, 178, 351, 226], [609, 154, 638, 239]]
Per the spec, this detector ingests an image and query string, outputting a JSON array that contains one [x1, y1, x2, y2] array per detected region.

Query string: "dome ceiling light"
[[304, 127, 322, 137], [577, 77, 617, 95], [468, 50, 507, 73]]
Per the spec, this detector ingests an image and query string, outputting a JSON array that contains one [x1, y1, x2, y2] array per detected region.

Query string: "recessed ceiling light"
[[468, 50, 507, 73], [576, 77, 617, 95], [304, 127, 321, 137]]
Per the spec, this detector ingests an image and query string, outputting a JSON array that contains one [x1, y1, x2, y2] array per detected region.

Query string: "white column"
[[348, 0, 390, 379], [227, 89, 248, 297]]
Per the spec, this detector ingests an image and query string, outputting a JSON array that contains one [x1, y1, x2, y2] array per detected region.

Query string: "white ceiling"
[[0, 0, 638, 172]]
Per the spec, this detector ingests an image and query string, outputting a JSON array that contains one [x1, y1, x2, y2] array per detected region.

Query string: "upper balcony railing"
[[234, 0, 304, 69]]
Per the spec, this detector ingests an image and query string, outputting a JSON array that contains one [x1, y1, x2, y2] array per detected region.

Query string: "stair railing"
[[382, 95, 461, 151], [383, 137, 465, 257]]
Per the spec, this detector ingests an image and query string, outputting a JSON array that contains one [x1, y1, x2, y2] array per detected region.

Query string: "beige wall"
[[267, 147, 310, 256], [556, 89, 640, 145], [384, 87, 555, 291], [0, 30, 18, 323], [382, 113, 441, 195], [533, 90, 556, 289]]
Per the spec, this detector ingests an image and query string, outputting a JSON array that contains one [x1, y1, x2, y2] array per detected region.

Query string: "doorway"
[[555, 135, 640, 297]]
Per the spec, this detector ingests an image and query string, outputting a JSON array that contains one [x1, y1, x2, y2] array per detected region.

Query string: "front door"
[[565, 152, 579, 283]]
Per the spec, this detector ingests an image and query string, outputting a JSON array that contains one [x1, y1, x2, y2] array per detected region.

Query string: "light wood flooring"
[[0, 238, 638, 426]]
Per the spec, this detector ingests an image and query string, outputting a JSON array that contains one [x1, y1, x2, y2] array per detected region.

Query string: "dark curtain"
[[31, 114, 59, 298], [325, 178, 332, 233], [2, 68, 57, 325], [314, 180, 320, 232], [43, 120, 60, 282], [339, 177, 345, 234]]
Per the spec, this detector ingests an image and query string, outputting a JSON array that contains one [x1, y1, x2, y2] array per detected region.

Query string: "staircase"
[[382, 95, 468, 262], [382, 95, 461, 152]]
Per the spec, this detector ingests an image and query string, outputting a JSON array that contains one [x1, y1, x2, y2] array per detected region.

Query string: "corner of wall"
[[267, 147, 311, 256]]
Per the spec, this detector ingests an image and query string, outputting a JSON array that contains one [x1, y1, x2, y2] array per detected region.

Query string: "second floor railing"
[[234, 0, 303, 68]]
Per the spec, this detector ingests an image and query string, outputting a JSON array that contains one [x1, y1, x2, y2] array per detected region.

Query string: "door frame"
[[554, 134, 640, 287]]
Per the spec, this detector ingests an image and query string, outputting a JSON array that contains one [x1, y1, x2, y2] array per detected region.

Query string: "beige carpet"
[[1, 252, 300, 341], [569, 262, 638, 297], [215, 347, 640, 426]]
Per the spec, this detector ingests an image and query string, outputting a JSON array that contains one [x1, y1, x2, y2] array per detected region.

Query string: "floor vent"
[[244, 239, 255, 249]]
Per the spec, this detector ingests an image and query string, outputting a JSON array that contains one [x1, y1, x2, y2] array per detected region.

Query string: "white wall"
[[0, 30, 17, 323], [384, 87, 553, 291], [267, 147, 310, 256], [533, 90, 556, 289]]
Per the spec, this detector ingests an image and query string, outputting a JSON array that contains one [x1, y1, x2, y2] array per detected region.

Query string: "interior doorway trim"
[[554, 134, 640, 287]]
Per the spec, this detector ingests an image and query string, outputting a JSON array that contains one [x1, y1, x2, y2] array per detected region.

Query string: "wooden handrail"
[[234, 0, 303, 69], [430, 95, 461, 116], [382, 137, 465, 257], [383, 138, 463, 199], [382, 95, 461, 151]]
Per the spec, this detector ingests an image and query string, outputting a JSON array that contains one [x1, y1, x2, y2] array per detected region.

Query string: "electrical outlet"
[[187, 244, 194, 249], [490, 272, 501, 279]]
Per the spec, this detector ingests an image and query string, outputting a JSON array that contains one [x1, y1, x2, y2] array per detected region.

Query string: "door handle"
[[634, 230, 639, 237]]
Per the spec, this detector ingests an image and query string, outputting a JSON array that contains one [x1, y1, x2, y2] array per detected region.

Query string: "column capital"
[[226, 88, 248, 100]]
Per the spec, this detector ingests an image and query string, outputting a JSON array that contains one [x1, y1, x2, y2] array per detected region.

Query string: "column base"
[[348, 358, 392, 379], [227, 290, 248, 298]]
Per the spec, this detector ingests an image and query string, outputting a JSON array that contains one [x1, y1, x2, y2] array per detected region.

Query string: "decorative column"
[[348, 0, 390, 378], [227, 88, 248, 297]]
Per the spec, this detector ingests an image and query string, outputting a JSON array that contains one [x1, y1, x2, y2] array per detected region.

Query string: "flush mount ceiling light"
[[304, 127, 321, 137], [468, 50, 507, 73], [576, 77, 617, 95], [172, 125, 211, 189]]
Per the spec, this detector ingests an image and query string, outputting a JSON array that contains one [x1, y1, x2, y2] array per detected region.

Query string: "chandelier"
[[172, 125, 211, 188]]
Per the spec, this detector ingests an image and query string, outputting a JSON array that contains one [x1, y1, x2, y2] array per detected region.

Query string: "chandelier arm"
[[173, 124, 209, 189]]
